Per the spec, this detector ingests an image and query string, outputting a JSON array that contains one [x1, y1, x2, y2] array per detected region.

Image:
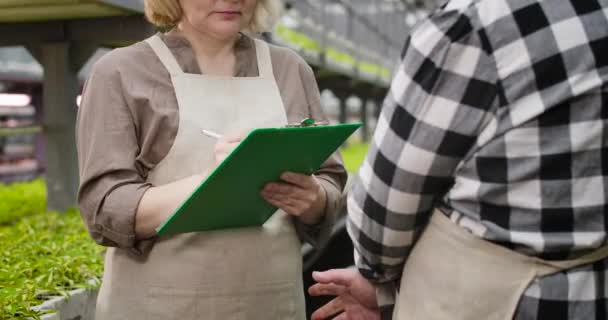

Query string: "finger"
[[313, 269, 357, 287], [261, 192, 300, 207], [215, 141, 240, 153], [262, 197, 300, 216], [333, 313, 348, 320], [280, 198, 312, 214], [261, 191, 315, 217], [345, 305, 382, 320], [263, 182, 297, 195], [263, 186, 314, 204], [358, 306, 382, 320], [281, 172, 316, 188], [263, 181, 315, 198], [261, 194, 287, 206], [263, 186, 316, 206], [311, 297, 345, 320], [309, 283, 347, 296], [223, 129, 250, 143]]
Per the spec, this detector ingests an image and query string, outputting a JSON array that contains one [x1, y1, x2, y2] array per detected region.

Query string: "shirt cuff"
[[128, 237, 157, 257], [91, 182, 152, 249], [376, 281, 397, 320]]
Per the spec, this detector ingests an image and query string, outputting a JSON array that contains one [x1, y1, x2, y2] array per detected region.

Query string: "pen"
[[202, 129, 222, 139]]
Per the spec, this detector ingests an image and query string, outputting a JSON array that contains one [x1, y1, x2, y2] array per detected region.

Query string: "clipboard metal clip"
[[285, 118, 329, 128]]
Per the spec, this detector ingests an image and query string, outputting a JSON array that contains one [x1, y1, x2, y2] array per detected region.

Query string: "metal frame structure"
[[0, 0, 152, 211], [0, 16, 152, 47], [277, 0, 437, 147]]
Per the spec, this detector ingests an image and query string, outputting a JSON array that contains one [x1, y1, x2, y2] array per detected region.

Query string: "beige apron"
[[95, 35, 305, 320], [393, 210, 608, 319]]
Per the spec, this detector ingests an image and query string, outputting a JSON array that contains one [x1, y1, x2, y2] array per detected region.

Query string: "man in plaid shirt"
[[310, 0, 608, 319]]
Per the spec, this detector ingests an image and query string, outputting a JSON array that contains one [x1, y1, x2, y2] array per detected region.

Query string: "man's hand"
[[309, 269, 381, 320], [261, 172, 326, 225]]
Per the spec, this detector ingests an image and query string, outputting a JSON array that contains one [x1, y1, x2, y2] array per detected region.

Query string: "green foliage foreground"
[[0, 210, 104, 319], [0, 180, 104, 320], [0, 179, 46, 225]]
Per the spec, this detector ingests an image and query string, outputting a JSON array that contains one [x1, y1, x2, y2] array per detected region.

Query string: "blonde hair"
[[144, 0, 283, 33]]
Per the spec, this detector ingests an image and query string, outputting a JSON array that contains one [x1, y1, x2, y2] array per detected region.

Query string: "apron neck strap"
[[146, 35, 274, 79], [253, 39, 274, 79], [145, 35, 184, 76]]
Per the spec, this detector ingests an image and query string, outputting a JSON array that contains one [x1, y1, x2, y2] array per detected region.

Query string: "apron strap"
[[253, 39, 274, 79], [535, 244, 608, 276], [145, 35, 184, 76], [437, 208, 608, 276]]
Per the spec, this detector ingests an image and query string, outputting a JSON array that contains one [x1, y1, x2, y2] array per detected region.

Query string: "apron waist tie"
[[393, 210, 608, 320], [430, 210, 608, 276]]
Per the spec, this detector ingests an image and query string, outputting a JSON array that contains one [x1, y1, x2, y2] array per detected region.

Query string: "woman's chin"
[[207, 23, 244, 38]]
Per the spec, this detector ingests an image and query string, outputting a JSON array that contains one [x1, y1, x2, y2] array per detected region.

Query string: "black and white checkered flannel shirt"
[[347, 0, 608, 318]]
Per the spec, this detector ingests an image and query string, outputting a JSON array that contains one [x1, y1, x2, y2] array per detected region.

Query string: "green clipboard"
[[156, 122, 362, 236]]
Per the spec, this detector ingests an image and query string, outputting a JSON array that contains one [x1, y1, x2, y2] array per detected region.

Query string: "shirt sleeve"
[[76, 52, 152, 250], [293, 59, 348, 248], [346, 9, 499, 311]]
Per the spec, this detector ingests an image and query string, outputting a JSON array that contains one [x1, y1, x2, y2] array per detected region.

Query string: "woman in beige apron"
[[76, 0, 347, 319], [95, 35, 306, 319]]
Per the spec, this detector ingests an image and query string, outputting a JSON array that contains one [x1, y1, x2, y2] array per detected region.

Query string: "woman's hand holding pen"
[[213, 130, 248, 165], [136, 129, 252, 239], [261, 172, 327, 225]]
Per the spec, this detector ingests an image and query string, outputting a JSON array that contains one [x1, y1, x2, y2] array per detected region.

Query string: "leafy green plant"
[[0, 179, 46, 225], [0, 126, 42, 137], [341, 143, 369, 173], [0, 207, 104, 319]]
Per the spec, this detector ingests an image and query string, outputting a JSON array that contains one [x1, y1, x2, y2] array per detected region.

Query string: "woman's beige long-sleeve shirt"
[[76, 31, 347, 250]]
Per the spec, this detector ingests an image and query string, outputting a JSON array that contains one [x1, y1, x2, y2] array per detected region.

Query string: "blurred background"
[[0, 0, 440, 185]]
